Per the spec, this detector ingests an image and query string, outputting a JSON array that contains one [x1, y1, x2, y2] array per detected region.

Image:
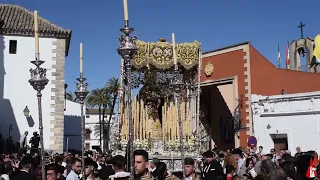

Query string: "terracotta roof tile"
[[0, 4, 72, 55], [0, 4, 71, 37], [86, 108, 113, 115]]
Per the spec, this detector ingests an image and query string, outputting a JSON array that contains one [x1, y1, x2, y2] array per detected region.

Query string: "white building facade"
[[85, 109, 116, 151], [0, 4, 71, 153], [251, 91, 320, 153]]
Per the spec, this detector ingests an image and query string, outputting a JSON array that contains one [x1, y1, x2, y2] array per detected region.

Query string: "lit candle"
[[34, 11, 39, 55], [172, 33, 177, 65], [80, 43, 83, 74], [123, 0, 129, 21]]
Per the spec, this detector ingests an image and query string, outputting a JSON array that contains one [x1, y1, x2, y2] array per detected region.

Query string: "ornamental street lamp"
[[75, 75, 88, 180], [29, 56, 49, 180], [23, 106, 30, 117], [170, 67, 186, 178], [117, 16, 138, 180]]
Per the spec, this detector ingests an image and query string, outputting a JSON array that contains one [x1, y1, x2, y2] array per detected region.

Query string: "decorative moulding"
[[204, 62, 214, 77]]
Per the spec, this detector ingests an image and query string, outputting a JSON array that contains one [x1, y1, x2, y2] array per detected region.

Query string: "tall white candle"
[[34, 11, 39, 55], [80, 43, 83, 74], [123, 0, 129, 21], [172, 33, 177, 65]]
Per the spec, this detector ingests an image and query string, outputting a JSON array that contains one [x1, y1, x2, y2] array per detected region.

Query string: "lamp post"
[[171, 67, 186, 178], [117, 19, 138, 179], [75, 75, 88, 180], [23, 106, 30, 117], [29, 56, 49, 180]]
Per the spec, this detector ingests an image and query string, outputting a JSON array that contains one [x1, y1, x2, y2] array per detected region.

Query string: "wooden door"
[[273, 138, 288, 152]]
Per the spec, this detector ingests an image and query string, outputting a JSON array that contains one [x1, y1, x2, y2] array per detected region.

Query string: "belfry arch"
[[290, 37, 314, 72]]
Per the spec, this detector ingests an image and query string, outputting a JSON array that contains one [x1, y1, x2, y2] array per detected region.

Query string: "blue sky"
[[3, 0, 320, 92]]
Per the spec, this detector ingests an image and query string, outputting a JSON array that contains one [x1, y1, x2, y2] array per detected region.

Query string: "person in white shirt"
[[19, 131, 28, 148], [109, 155, 130, 180], [257, 146, 264, 155]]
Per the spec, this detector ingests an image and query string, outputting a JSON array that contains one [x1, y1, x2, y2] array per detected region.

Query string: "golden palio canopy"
[[132, 38, 200, 70]]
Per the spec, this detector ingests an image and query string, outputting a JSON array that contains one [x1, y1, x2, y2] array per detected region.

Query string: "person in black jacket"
[[10, 156, 36, 180], [98, 155, 115, 180], [202, 150, 224, 180]]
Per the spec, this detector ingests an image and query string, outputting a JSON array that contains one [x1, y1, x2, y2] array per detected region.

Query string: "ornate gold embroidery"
[[132, 39, 200, 70]]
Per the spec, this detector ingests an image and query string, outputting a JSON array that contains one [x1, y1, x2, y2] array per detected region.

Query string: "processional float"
[[118, 37, 202, 154], [116, 1, 203, 177], [116, 7, 203, 174]]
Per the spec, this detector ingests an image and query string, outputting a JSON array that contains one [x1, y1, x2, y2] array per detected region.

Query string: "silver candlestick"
[[75, 74, 89, 180], [117, 20, 138, 180], [29, 53, 49, 180], [171, 66, 186, 178]]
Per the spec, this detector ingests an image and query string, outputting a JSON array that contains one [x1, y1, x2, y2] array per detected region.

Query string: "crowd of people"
[[0, 145, 319, 180]]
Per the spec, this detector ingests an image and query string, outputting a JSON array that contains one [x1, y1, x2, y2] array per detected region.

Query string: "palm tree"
[[66, 91, 80, 103], [105, 77, 120, 151], [86, 88, 111, 151]]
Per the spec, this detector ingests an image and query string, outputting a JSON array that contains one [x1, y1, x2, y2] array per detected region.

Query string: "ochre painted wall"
[[249, 44, 320, 95], [201, 49, 248, 149], [200, 43, 320, 150]]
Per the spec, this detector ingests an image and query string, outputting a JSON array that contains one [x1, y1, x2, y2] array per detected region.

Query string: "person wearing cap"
[[202, 150, 223, 180], [184, 158, 201, 180]]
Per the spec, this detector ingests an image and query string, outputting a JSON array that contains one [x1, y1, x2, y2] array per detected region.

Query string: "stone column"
[[50, 39, 66, 153]]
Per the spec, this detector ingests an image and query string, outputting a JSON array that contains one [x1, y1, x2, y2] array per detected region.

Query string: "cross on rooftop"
[[297, 21, 306, 39]]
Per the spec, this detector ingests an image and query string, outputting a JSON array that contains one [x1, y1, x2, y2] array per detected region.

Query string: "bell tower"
[[290, 22, 317, 72]]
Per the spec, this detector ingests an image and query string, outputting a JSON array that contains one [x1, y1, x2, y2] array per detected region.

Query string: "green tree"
[[66, 91, 80, 103], [86, 88, 111, 151], [104, 77, 120, 151]]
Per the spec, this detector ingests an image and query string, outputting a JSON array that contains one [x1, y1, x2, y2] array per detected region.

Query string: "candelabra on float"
[[29, 10, 48, 180], [75, 43, 89, 180], [117, 18, 137, 178], [171, 66, 186, 177], [117, 0, 139, 173]]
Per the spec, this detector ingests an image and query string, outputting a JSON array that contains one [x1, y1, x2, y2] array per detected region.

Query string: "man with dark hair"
[[184, 158, 201, 180], [134, 149, 152, 179], [46, 163, 63, 180], [109, 155, 130, 179], [258, 146, 264, 154], [84, 158, 98, 180], [11, 156, 36, 180], [202, 150, 223, 180], [66, 158, 82, 180], [98, 154, 115, 180]]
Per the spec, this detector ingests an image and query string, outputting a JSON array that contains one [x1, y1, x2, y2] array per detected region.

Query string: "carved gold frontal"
[[205, 62, 214, 77], [132, 39, 200, 70]]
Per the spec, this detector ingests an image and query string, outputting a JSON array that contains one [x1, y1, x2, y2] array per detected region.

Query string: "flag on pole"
[[286, 42, 290, 69], [277, 44, 281, 68], [313, 34, 320, 64], [306, 158, 318, 178]]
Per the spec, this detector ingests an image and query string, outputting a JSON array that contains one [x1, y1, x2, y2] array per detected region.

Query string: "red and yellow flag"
[[286, 42, 290, 69]]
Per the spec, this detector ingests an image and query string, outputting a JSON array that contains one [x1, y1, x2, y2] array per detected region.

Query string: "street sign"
[[248, 136, 257, 147]]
